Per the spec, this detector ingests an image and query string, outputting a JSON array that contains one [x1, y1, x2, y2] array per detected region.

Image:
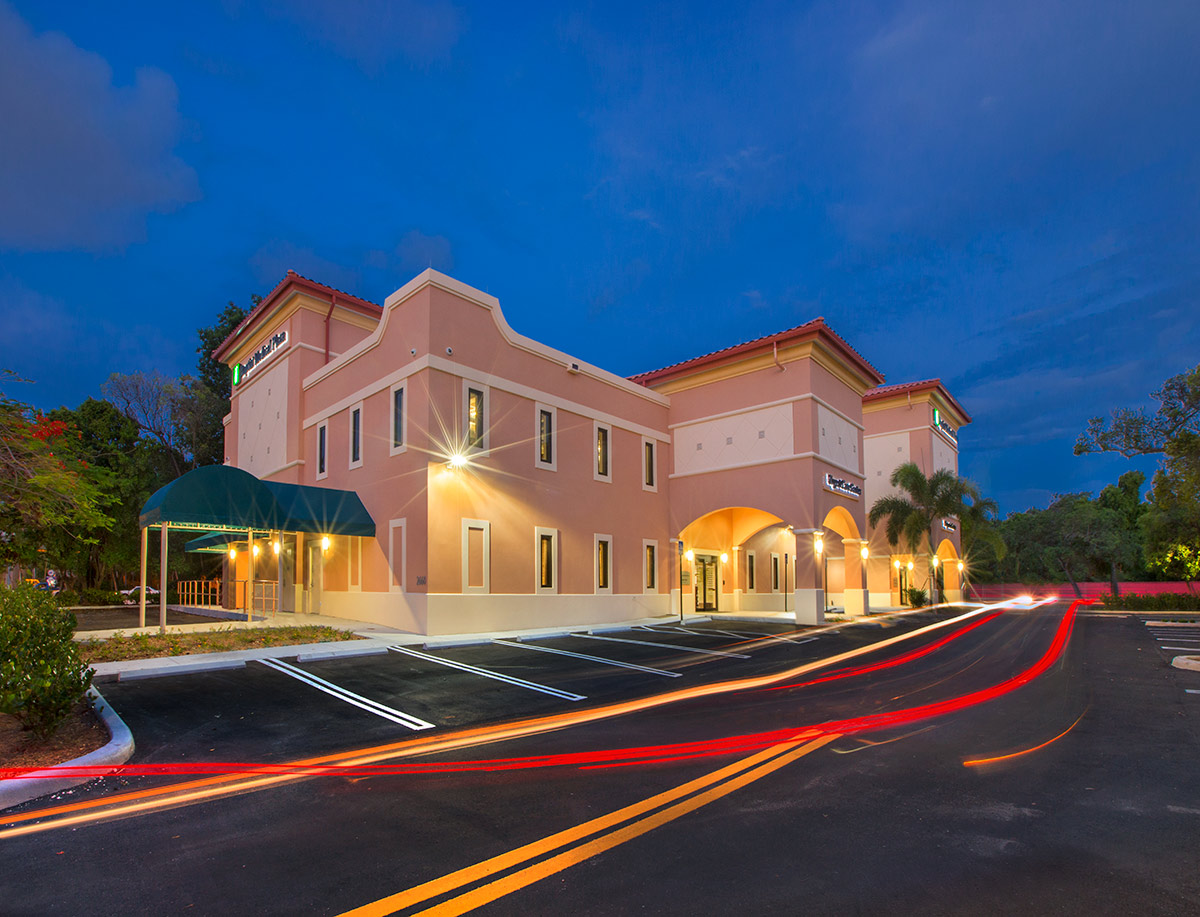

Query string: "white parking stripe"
[[257, 659, 434, 730], [493, 639, 681, 677], [1159, 646, 1200, 651], [388, 646, 586, 701], [571, 633, 751, 659], [1186, 689, 1200, 695], [697, 628, 821, 647]]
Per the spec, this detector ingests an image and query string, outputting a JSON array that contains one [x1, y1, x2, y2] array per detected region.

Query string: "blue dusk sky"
[[1, 0, 1198, 514]]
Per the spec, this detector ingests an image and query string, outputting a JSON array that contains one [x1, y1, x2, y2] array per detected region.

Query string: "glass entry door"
[[695, 555, 719, 611]]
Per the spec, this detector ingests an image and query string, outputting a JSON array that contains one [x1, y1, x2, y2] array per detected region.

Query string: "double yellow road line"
[[338, 731, 840, 917]]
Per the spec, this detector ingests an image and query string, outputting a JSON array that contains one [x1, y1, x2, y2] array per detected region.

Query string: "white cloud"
[[0, 2, 199, 251]]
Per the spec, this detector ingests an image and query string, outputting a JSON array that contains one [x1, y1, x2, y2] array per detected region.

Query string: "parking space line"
[[492, 639, 682, 677], [1159, 646, 1200, 651], [387, 646, 586, 701], [698, 628, 820, 647], [572, 633, 751, 659], [257, 659, 435, 730]]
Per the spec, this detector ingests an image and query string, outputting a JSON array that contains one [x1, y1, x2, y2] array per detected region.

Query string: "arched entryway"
[[678, 507, 791, 615], [816, 505, 870, 616], [935, 538, 962, 602]]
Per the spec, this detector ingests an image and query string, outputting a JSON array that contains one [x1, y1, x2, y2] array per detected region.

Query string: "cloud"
[[0, 3, 199, 251], [261, 0, 464, 70]]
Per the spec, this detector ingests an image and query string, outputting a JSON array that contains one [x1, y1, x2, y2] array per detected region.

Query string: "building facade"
[[213, 268, 968, 634]]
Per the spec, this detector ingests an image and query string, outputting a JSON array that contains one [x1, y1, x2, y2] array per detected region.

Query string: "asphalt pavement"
[[3, 604, 1199, 915]]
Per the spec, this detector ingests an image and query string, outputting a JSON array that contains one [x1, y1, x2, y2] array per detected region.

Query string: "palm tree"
[[959, 496, 1007, 598], [868, 462, 979, 604]]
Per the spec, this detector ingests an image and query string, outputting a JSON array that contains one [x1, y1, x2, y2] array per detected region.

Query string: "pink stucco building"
[[211, 268, 969, 634]]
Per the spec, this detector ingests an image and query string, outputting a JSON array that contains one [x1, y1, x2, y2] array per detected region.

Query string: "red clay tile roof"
[[628, 317, 884, 388], [864, 378, 971, 424], [212, 270, 381, 361]]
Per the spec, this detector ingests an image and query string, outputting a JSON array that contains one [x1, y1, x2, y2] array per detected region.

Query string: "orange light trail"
[[962, 707, 1089, 767]]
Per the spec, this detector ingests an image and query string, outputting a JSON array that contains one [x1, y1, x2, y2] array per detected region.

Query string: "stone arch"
[[678, 506, 788, 616]]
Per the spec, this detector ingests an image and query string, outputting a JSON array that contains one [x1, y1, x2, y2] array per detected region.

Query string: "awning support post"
[[246, 530, 255, 627], [159, 524, 168, 635], [138, 526, 148, 629]]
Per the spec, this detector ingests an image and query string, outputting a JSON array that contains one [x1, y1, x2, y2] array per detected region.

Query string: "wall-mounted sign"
[[824, 473, 862, 499], [233, 330, 288, 386], [933, 408, 958, 442], [942, 518, 957, 531]]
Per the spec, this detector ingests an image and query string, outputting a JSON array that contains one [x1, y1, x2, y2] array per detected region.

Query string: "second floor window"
[[539, 409, 553, 464], [644, 441, 655, 487], [596, 425, 610, 478], [467, 388, 484, 449], [318, 424, 327, 476], [350, 407, 362, 465], [392, 387, 404, 449]]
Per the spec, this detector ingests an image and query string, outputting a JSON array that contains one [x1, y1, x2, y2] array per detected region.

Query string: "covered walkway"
[[136, 465, 374, 633]]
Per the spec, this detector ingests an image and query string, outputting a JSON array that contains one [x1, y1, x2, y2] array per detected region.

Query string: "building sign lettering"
[[942, 518, 957, 531], [933, 408, 958, 442], [233, 330, 288, 386], [824, 473, 862, 499]]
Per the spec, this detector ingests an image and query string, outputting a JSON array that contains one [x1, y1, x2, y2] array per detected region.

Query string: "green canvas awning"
[[140, 466, 375, 537], [184, 531, 243, 554], [264, 481, 375, 537]]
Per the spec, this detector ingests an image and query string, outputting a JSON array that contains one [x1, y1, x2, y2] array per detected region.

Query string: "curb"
[[1172, 655, 1200, 673], [1, 686, 135, 812]]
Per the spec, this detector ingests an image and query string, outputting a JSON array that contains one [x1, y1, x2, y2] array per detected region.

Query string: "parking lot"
[[95, 612, 960, 768]]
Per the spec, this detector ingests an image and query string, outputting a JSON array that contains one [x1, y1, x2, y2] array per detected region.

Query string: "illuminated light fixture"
[[932, 556, 939, 568], [448, 453, 468, 469], [814, 535, 824, 556], [907, 561, 914, 571], [893, 559, 900, 569], [684, 549, 694, 562], [231, 363, 241, 387], [957, 561, 964, 573], [860, 545, 869, 561], [321, 536, 331, 552], [228, 548, 237, 560], [1017, 594, 1033, 604], [720, 552, 729, 564], [273, 540, 281, 555], [252, 543, 260, 558]]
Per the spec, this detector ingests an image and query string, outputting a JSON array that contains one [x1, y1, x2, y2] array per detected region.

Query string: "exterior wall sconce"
[[932, 556, 939, 568], [957, 561, 964, 573], [252, 543, 260, 558], [321, 536, 331, 552], [907, 561, 914, 571], [273, 540, 281, 555], [720, 552, 729, 564], [814, 535, 824, 556], [893, 559, 900, 569], [228, 548, 237, 561], [860, 545, 869, 561], [684, 549, 694, 562], [448, 453, 468, 469]]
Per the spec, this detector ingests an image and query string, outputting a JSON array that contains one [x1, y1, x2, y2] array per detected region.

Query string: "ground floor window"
[[746, 550, 756, 592], [595, 534, 612, 593], [535, 527, 558, 594], [643, 540, 657, 591], [771, 553, 780, 592]]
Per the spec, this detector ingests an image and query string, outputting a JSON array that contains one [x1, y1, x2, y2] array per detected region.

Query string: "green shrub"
[[907, 587, 929, 608], [1098, 592, 1200, 612], [0, 585, 95, 739], [56, 586, 123, 607]]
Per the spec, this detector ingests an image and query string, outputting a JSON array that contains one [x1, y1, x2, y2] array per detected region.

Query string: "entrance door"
[[694, 555, 719, 612], [304, 543, 323, 615], [898, 565, 909, 605]]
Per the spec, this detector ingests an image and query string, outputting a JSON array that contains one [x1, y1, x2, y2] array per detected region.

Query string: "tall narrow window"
[[349, 406, 362, 466], [642, 437, 657, 492], [539, 410, 553, 464], [467, 388, 484, 449], [594, 422, 611, 482], [535, 527, 558, 594], [596, 537, 611, 591], [747, 551, 756, 592], [317, 423, 327, 478], [771, 554, 780, 592], [644, 542, 656, 590], [392, 387, 404, 449]]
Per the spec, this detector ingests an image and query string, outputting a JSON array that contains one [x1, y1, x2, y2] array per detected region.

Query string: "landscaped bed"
[[1, 701, 107, 771], [78, 625, 364, 663]]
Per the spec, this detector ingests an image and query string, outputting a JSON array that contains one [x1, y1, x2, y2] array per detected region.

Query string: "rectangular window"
[[595, 534, 612, 593], [467, 388, 484, 449], [540, 410, 553, 464], [349, 537, 361, 591], [462, 519, 491, 594], [388, 519, 406, 593], [746, 550, 756, 592], [317, 422, 328, 479], [771, 553, 781, 593], [535, 527, 558, 594], [594, 422, 612, 482], [644, 541, 657, 592], [392, 385, 405, 451], [349, 404, 363, 468], [642, 437, 657, 492]]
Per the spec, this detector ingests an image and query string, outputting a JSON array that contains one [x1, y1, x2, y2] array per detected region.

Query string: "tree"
[[1075, 363, 1200, 457], [958, 496, 1006, 592], [102, 372, 190, 476], [0, 374, 111, 568], [197, 299, 255, 400], [868, 462, 979, 603], [1142, 431, 1200, 592]]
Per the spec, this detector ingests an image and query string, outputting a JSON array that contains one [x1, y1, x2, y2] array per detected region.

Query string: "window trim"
[[771, 552, 781, 594], [461, 519, 491, 595], [746, 550, 756, 593], [389, 381, 407, 456], [535, 403, 557, 471], [594, 533, 613, 595], [463, 383, 489, 453], [348, 401, 364, 470], [641, 437, 657, 492], [594, 421, 612, 483], [643, 539, 658, 594], [316, 420, 328, 481], [534, 526, 558, 595], [388, 518, 406, 593]]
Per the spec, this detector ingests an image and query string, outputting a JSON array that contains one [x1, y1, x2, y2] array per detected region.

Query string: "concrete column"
[[842, 539, 869, 617], [792, 528, 824, 626], [138, 526, 148, 628]]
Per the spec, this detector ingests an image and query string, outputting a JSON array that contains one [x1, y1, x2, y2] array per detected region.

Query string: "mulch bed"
[[0, 701, 108, 771]]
